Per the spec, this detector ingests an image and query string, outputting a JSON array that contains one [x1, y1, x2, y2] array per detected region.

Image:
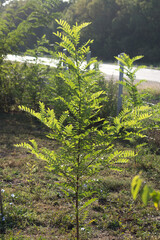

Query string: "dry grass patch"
[[1, 112, 160, 239]]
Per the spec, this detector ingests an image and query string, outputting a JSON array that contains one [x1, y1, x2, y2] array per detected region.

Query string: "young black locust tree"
[[16, 20, 151, 240]]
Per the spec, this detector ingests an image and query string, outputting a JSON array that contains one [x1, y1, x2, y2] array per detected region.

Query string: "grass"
[[0, 96, 160, 239]]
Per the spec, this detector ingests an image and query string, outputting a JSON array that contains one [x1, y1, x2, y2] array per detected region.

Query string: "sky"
[[2, 0, 69, 5], [3, 0, 13, 6]]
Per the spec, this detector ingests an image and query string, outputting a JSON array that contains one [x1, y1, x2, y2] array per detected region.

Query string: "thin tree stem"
[[0, 187, 5, 234], [0, 187, 3, 216], [76, 174, 79, 240]]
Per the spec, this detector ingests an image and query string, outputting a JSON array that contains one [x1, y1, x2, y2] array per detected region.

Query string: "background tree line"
[[63, 0, 160, 64], [1, 0, 160, 64]]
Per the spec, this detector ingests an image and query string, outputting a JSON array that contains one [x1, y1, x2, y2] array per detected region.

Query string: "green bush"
[[0, 60, 53, 112]]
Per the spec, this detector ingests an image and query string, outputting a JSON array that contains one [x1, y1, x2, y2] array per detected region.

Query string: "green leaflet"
[[141, 185, 152, 206], [79, 198, 97, 211], [150, 191, 160, 210], [131, 175, 142, 200], [131, 175, 160, 210]]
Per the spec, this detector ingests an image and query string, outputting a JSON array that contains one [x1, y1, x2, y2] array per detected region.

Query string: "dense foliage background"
[[63, 0, 160, 64], [1, 0, 160, 64], [0, 0, 160, 112]]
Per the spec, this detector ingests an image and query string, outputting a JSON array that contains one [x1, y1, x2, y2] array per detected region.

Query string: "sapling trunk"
[[0, 187, 5, 234], [76, 138, 80, 239], [0, 187, 3, 217], [76, 63, 81, 240], [76, 175, 80, 240]]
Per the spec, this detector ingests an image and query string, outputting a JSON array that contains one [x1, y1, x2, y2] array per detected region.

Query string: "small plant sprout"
[[131, 175, 160, 210], [115, 54, 146, 108]]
